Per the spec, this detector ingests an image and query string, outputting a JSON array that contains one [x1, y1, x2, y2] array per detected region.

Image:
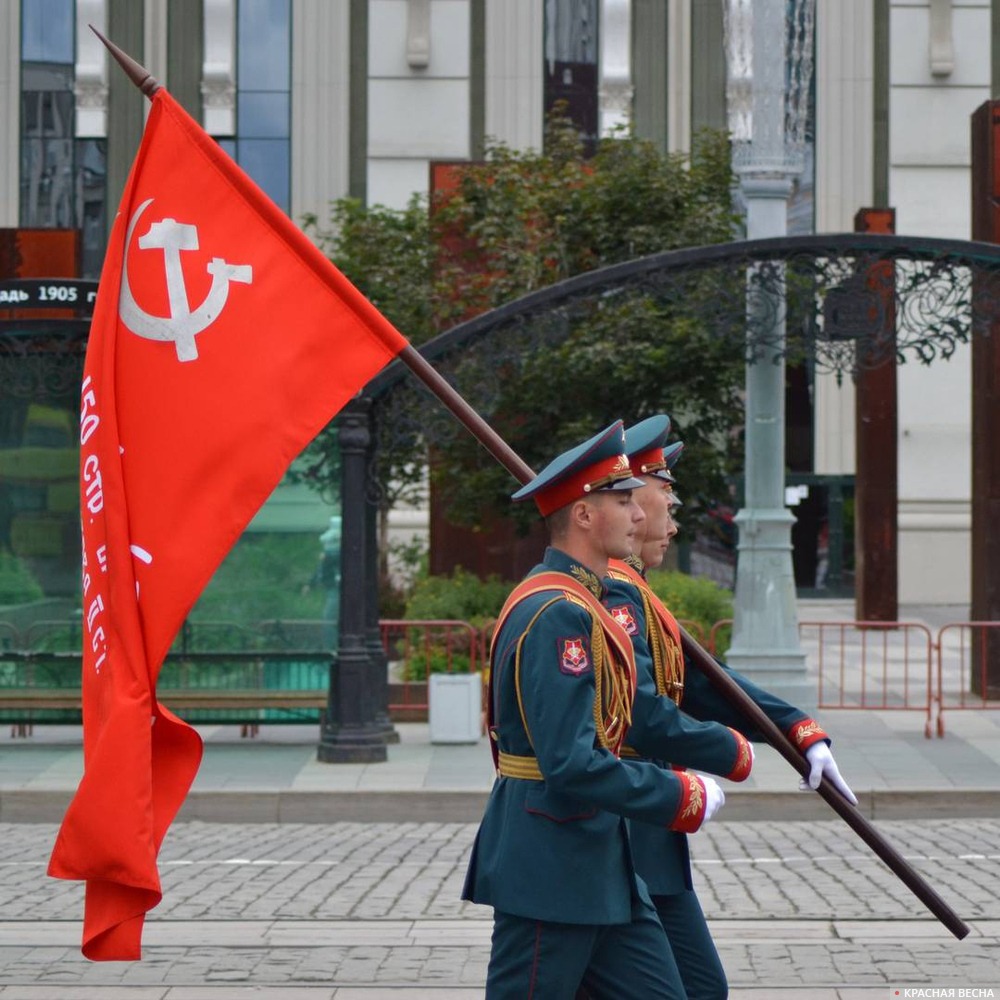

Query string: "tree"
[[302, 112, 746, 544]]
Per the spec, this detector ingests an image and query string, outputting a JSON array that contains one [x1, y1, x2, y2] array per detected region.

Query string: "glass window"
[[21, 0, 74, 64], [20, 3, 107, 279], [237, 139, 289, 211], [20, 77, 75, 229], [231, 0, 291, 213], [237, 92, 290, 139], [237, 0, 290, 91], [543, 0, 599, 153]]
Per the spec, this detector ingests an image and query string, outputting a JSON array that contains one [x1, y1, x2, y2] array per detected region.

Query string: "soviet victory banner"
[[46, 88, 408, 960]]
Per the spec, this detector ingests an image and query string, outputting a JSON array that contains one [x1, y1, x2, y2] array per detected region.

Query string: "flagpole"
[[94, 28, 968, 940]]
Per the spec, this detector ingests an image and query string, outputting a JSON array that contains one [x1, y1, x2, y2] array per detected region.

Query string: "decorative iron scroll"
[[364, 233, 1000, 490], [0, 321, 88, 401]]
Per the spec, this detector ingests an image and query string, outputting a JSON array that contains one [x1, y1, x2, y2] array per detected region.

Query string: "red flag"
[[46, 89, 407, 960]]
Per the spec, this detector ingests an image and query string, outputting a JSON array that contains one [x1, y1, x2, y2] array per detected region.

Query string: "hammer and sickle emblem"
[[118, 198, 253, 362]]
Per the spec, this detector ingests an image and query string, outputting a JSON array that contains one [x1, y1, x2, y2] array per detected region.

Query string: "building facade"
[[0, 0, 995, 606]]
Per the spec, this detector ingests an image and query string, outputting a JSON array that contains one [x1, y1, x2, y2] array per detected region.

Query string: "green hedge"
[[401, 569, 510, 681], [397, 566, 734, 678], [644, 569, 733, 650]]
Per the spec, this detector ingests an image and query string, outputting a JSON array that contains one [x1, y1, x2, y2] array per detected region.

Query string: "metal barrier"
[[380, 619, 482, 719], [708, 619, 733, 656], [9, 613, 1000, 739], [935, 622, 1000, 737], [799, 621, 936, 737]]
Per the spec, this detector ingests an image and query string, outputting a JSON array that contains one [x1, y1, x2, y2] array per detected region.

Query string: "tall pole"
[[724, 0, 809, 701]]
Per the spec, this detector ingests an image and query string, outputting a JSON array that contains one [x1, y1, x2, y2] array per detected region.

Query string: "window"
[[19, 0, 107, 278], [219, 0, 291, 213], [544, 0, 600, 153]]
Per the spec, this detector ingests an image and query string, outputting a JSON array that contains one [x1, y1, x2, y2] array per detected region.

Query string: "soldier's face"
[[632, 476, 679, 569], [591, 490, 645, 559]]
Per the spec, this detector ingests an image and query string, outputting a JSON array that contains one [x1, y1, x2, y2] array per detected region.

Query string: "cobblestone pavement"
[[0, 820, 998, 994]]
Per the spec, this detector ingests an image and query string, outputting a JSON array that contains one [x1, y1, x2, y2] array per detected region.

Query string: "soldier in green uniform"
[[463, 420, 727, 1000], [601, 414, 857, 999]]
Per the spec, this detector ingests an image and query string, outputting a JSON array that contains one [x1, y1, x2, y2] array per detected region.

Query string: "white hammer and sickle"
[[118, 198, 253, 362]]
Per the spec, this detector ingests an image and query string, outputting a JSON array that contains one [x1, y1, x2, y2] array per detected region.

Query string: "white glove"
[[799, 742, 857, 805], [698, 774, 725, 823]]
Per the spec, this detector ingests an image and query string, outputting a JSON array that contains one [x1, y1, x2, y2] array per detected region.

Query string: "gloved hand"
[[799, 742, 857, 805], [698, 774, 726, 823]]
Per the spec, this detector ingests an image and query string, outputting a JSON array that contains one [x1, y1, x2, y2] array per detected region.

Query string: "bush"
[[0, 552, 45, 606], [404, 568, 511, 628], [401, 568, 512, 680], [643, 570, 733, 647]]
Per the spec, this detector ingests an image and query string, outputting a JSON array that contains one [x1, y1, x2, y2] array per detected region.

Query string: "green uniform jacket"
[[462, 548, 704, 925], [603, 573, 818, 895]]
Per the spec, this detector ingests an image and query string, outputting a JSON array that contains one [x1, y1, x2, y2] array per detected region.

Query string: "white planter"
[[429, 671, 482, 744]]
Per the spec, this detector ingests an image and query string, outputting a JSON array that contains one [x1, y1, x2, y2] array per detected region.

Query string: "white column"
[[485, 0, 543, 150], [0, 0, 20, 225], [75, 0, 108, 138], [143, 0, 169, 88], [292, 0, 352, 222], [202, 0, 236, 135], [812, 0, 874, 476], [599, 0, 632, 136], [815, 0, 873, 232], [667, 0, 691, 154]]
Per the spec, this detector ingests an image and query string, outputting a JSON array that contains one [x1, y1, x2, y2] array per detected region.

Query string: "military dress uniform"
[[462, 421, 714, 1000], [600, 415, 831, 999]]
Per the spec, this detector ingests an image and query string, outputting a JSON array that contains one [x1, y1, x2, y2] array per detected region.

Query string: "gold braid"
[[514, 595, 633, 755], [638, 588, 684, 704], [590, 614, 608, 749]]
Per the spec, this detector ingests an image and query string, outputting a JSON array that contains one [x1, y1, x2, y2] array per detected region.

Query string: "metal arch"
[[365, 233, 1000, 399]]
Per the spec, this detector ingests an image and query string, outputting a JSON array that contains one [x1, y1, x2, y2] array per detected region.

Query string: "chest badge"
[[560, 637, 590, 675], [610, 605, 639, 636]]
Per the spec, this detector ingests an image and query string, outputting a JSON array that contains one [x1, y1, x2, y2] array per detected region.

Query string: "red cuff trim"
[[669, 772, 706, 834], [725, 728, 753, 782], [787, 718, 829, 753]]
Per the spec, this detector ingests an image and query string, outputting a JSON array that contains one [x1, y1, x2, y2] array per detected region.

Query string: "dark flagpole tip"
[[89, 24, 161, 98]]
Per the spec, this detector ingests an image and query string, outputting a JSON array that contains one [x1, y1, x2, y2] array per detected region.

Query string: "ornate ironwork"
[[0, 320, 89, 401], [364, 234, 1000, 488]]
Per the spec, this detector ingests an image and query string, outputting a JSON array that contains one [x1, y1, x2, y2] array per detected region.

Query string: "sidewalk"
[[3, 707, 1000, 823]]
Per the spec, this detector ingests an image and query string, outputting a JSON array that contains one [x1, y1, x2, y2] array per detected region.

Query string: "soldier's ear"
[[568, 499, 594, 532]]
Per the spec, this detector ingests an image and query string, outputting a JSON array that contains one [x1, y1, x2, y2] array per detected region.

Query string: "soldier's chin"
[[611, 539, 633, 559], [641, 547, 667, 569]]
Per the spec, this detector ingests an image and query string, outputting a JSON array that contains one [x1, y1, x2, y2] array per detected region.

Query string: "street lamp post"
[[722, 0, 814, 704]]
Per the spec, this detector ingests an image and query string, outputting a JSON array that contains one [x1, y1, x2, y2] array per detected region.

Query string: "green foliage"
[[189, 532, 325, 626], [404, 567, 511, 627], [643, 570, 733, 643], [400, 568, 512, 681], [0, 552, 44, 606], [304, 113, 745, 535]]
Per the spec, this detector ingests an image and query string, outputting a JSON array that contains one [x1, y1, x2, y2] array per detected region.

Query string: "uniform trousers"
[[652, 889, 728, 1000], [485, 892, 687, 1000]]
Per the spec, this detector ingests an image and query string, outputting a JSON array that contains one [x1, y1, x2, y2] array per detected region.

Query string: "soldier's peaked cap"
[[625, 415, 684, 485], [512, 420, 644, 516]]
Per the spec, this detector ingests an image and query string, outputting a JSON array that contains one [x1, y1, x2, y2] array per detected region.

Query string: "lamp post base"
[[317, 723, 388, 763], [727, 506, 810, 707]]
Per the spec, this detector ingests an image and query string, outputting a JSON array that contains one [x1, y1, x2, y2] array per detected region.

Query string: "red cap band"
[[534, 453, 633, 516], [630, 446, 666, 476]]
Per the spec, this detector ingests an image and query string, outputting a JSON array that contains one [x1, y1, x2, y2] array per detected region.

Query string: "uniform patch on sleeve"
[[558, 637, 591, 676], [609, 604, 639, 636]]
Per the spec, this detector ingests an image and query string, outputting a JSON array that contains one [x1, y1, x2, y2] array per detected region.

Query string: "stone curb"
[[2, 787, 1000, 823]]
